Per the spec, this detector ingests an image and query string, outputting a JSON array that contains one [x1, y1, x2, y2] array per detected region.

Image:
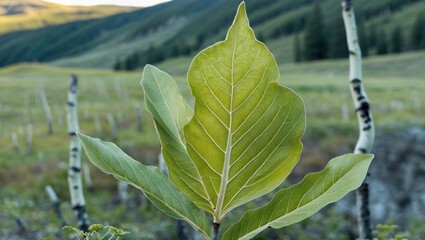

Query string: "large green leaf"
[[222, 153, 374, 240], [78, 133, 211, 239], [184, 2, 305, 222]]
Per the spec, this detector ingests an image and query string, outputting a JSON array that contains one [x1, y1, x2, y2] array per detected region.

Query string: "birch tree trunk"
[[158, 153, 196, 240], [11, 132, 19, 153], [342, 1, 375, 239], [38, 86, 53, 134], [67, 74, 90, 231], [26, 124, 32, 153], [117, 181, 129, 202], [45, 185, 68, 227], [106, 113, 117, 142], [93, 112, 102, 136], [135, 103, 143, 131], [83, 163, 94, 191]]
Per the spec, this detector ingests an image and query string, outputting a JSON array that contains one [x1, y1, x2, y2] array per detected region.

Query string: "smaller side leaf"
[[141, 65, 214, 214], [78, 133, 211, 239], [222, 153, 374, 240]]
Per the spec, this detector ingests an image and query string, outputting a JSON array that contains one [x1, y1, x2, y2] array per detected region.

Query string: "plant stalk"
[[212, 223, 220, 240]]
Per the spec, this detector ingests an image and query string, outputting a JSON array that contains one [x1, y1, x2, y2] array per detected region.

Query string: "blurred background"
[[0, 0, 424, 239]]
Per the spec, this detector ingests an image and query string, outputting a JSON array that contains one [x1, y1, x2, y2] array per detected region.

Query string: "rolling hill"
[[0, 0, 423, 69], [0, 0, 134, 33]]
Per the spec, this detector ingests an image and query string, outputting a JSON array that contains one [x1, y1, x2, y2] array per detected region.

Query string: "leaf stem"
[[212, 222, 220, 240]]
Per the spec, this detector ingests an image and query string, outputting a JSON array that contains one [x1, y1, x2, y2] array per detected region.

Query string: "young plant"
[[78, 2, 373, 239], [63, 224, 129, 240]]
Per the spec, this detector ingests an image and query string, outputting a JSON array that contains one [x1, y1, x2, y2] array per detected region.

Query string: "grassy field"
[[1, 50, 424, 239]]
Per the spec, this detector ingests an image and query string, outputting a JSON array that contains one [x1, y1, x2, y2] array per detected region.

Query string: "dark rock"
[[338, 127, 425, 228]]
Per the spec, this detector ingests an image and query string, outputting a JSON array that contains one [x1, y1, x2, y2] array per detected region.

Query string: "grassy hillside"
[[0, 0, 222, 67], [0, 0, 423, 69], [0, 51, 424, 238], [0, 0, 134, 33]]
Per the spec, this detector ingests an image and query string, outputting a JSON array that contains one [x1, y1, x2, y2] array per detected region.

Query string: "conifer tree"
[[358, 21, 369, 57], [195, 34, 205, 50], [257, 32, 265, 43], [368, 24, 377, 48], [376, 30, 388, 55], [123, 57, 133, 71], [146, 46, 165, 64], [391, 26, 403, 53], [303, 1, 327, 61], [329, 18, 348, 59], [294, 33, 302, 63], [113, 59, 122, 71], [170, 44, 180, 57], [410, 14, 425, 50]]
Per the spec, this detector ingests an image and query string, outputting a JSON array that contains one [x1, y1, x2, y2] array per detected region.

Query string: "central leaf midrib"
[[215, 24, 239, 222]]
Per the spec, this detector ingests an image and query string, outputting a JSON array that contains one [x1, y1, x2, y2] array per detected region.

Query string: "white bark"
[[158, 153, 168, 176], [45, 185, 67, 226], [135, 103, 143, 131], [26, 124, 32, 152], [118, 181, 129, 202], [45, 185, 59, 203], [38, 86, 53, 134], [83, 163, 94, 191], [11, 132, 19, 152], [342, 1, 375, 239], [67, 74, 89, 231], [106, 112, 117, 142], [93, 112, 103, 136]]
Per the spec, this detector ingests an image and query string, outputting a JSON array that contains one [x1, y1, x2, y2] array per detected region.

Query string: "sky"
[[42, 0, 171, 7]]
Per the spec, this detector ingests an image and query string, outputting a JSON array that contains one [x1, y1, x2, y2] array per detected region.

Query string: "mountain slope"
[[0, 0, 423, 69], [49, 0, 425, 68], [0, 0, 222, 67], [0, 0, 133, 33]]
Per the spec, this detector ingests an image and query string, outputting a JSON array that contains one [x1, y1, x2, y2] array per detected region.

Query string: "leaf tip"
[[235, 1, 248, 23], [76, 132, 95, 149], [141, 64, 157, 88], [143, 64, 154, 71]]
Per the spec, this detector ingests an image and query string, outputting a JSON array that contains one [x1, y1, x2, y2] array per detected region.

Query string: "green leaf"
[[141, 65, 215, 213], [222, 153, 374, 240], [184, 2, 305, 222], [78, 133, 211, 239]]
